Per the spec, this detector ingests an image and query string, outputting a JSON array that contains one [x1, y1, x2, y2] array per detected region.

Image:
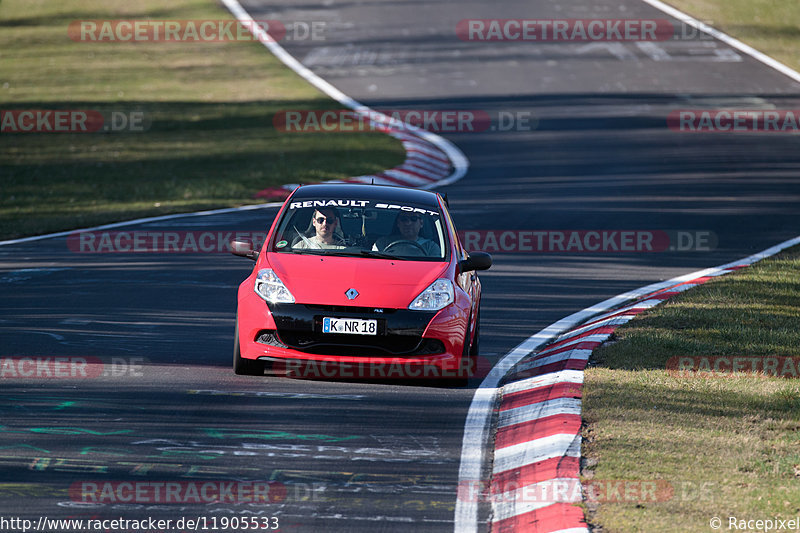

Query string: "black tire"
[[469, 306, 480, 358], [447, 317, 475, 387], [448, 307, 481, 387], [233, 319, 264, 376]]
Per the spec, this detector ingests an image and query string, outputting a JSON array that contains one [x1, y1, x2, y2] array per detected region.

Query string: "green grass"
[[583, 245, 800, 532], [0, 0, 405, 239], [665, 0, 800, 72]]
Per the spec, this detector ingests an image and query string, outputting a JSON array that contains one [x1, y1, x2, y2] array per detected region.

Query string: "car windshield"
[[271, 197, 449, 261]]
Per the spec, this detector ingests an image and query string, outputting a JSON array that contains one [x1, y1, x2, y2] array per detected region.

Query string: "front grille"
[[267, 303, 440, 357], [272, 337, 445, 358], [278, 332, 427, 357]]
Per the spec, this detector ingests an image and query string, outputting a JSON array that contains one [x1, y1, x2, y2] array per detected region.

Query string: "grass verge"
[[664, 0, 800, 72], [0, 0, 405, 240], [582, 244, 800, 532]]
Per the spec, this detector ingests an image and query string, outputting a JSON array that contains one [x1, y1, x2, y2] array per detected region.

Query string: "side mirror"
[[459, 251, 492, 273], [230, 240, 258, 261]]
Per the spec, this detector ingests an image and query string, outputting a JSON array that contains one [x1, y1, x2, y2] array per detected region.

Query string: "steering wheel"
[[383, 239, 427, 255]]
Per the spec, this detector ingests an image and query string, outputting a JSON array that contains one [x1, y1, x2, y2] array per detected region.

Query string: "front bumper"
[[268, 303, 441, 356], [236, 289, 470, 374]]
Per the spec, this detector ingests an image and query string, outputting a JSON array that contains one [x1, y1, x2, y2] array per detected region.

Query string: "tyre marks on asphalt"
[[0, 384, 463, 527]]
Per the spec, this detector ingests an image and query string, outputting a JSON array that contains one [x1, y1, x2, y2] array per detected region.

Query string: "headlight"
[[409, 279, 454, 311], [254, 269, 295, 304]]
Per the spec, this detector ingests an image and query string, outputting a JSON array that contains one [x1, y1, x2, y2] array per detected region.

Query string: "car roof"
[[289, 183, 442, 208]]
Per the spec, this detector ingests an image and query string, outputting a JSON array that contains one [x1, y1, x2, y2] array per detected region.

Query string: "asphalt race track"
[[2, 0, 800, 531]]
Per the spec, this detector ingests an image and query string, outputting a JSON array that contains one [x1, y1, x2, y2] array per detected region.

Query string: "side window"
[[432, 218, 447, 257]]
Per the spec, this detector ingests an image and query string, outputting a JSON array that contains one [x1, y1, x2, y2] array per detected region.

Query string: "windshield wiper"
[[282, 248, 329, 255], [278, 247, 406, 260]]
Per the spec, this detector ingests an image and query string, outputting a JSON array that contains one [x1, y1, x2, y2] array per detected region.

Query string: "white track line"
[[492, 477, 583, 521], [0, 202, 284, 247], [492, 433, 582, 474], [502, 370, 584, 396], [557, 315, 635, 341], [454, 235, 800, 532], [498, 398, 582, 429], [515, 348, 594, 375], [640, 0, 800, 85], [219, 0, 468, 189]]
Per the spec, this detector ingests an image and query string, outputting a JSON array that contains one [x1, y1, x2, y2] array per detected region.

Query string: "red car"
[[231, 183, 491, 381]]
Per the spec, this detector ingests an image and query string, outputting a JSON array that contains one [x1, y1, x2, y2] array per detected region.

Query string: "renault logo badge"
[[345, 288, 359, 300]]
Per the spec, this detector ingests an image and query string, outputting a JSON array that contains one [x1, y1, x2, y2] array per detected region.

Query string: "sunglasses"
[[314, 215, 335, 224], [398, 215, 422, 223]]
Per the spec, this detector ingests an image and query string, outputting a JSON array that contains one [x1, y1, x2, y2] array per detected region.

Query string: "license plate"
[[322, 317, 377, 335]]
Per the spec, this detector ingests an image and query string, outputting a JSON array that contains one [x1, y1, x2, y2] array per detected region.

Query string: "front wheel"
[[233, 319, 264, 376], [469, 307, 480, 358], [450, 317, 477, 387]]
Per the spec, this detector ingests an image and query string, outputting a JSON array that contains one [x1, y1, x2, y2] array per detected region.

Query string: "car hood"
[[266, 253, 448, 308]]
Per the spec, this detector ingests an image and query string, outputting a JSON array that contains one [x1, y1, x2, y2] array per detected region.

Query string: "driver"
[[293, 207, 346, 249], [373, 213, 440, 256]]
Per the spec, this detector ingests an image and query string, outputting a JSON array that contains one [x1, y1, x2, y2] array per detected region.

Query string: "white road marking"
[[640, 0, 800, 84], [219, 0, 468, 188], [498, 398, 582, 429], [493, 433, 582, 474], [636, 41, 671, 61], [0, 203, 283, 247], [492, 477, 583, 522], [501, 370, 584, 396], [575, 42, 637, 61]]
